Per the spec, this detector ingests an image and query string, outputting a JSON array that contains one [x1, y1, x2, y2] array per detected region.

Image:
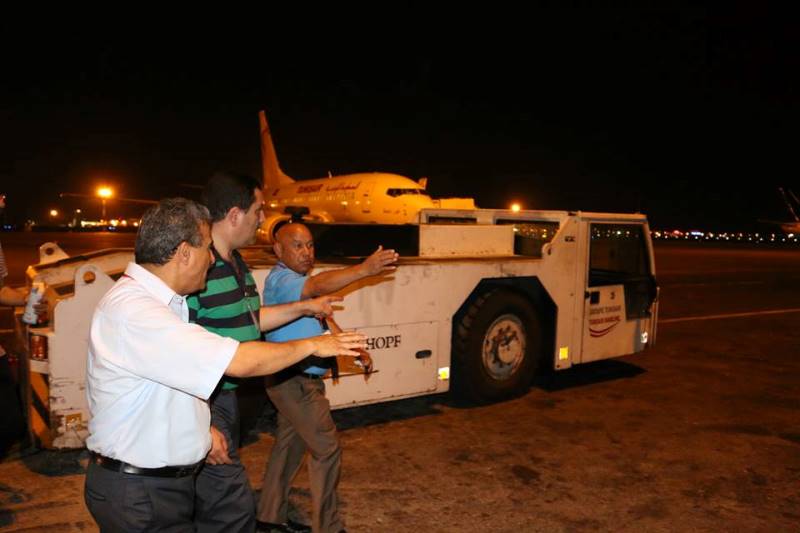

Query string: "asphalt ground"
[[0, 235, 798, 532]]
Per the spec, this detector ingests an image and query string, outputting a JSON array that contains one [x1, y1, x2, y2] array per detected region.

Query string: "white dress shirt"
[[86, 262, 238, 467]]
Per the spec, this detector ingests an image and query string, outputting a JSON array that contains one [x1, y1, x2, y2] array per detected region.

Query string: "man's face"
[[236, 188, 265, 247], [184, 222, 214, 294], [274, 224, 315, 275]]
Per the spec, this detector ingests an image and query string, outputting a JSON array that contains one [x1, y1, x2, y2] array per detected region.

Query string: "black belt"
[[89, 451, 203, 478]]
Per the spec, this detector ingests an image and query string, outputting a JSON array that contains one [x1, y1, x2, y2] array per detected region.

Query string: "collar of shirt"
[[211, 245, 249, 282], [273, 261, 293, 274], [123, 262, 187, 321]]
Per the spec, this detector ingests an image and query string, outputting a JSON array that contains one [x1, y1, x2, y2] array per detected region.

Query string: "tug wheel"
[[453, 289, 541, 403]]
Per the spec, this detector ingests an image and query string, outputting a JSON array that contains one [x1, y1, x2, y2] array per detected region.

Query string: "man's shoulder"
[[191, 260, 236, 299], [96, 279, 158, 318], [266, 263, 302, 284], [264, 264, 307, 305]]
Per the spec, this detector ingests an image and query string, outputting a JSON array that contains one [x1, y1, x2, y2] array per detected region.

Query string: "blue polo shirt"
[[263, 262, 327, 375]]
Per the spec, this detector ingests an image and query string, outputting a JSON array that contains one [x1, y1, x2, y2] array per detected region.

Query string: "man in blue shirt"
[[257, 222, 398, 533]]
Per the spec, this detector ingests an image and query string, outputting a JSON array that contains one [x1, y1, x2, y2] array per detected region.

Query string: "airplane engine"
[[257, 213, 293, 243]]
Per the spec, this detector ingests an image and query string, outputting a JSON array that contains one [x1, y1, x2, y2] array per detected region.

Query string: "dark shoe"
[[256, 519, 311, 533]]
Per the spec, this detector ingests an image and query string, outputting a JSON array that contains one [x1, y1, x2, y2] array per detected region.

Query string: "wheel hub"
[[482, 314, 525, 380]]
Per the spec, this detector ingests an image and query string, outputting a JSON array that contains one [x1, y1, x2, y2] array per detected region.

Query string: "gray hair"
[[135, 198, 211, 265]]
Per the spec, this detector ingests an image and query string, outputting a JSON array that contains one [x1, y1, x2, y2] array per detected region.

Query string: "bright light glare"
[[97, 187, 113, 198], [510, 203, 521, 213]]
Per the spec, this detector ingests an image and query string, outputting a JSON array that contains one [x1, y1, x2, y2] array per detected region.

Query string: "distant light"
[[437, 367, 450, 380], [76, 209, 82, 213], [97, 186, 113, 199], [120, 220, 128, 226], [110, 219, 119, 227], [133, 221, 139, 227], [510, 203, 521, 213], [49, 209, 58, 217]]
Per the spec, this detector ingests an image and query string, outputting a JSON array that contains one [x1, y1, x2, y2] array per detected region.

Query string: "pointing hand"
[[362, 245, 400, 275], [306, 295, 342, 318], [312, 331, 367, 357]]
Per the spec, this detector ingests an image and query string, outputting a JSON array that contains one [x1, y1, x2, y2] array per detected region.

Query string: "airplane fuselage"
[[264, 172, 435, 224]]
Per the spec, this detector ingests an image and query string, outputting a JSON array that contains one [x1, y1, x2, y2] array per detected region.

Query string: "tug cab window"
[[497, 220, 559, 257], [588, 223, 656, 318]]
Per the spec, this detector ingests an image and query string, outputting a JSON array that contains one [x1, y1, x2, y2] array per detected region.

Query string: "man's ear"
[[176, 241, 191, 265], [225, 206, 240, 226], [273, 241, 283, 259]]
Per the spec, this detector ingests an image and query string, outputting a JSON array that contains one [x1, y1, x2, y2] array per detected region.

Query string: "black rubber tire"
[[452, 288, 541, 403]]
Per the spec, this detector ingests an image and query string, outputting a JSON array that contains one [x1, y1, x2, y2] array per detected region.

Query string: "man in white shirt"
[[84, 198, 365, 532]]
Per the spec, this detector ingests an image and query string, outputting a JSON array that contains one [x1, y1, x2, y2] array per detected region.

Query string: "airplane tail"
[[778, 187, 800, 222], [259, 110, 294, 188]]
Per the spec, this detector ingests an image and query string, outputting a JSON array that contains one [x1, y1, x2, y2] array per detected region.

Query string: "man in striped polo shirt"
[[189, 173, 339, 533]]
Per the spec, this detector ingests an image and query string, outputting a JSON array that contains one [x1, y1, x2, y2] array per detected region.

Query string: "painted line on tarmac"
[[660, 308, 800, 324]]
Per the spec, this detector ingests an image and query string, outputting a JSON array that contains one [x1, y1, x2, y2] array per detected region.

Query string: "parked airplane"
[[759, 187, 800, 235], [257, 110, 474, 240]]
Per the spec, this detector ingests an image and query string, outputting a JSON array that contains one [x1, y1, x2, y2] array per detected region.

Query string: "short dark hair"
[[135, 198, 211, 265], [202, 172, 262, 223]]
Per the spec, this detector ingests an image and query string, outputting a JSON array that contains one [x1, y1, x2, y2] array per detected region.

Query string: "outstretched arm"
[[259, 295, 341, 331], [225, 331, 366, 377], [301, 245, 399, 298]]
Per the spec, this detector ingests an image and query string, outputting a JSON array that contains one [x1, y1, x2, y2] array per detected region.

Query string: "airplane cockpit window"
[[387, 188, 425, 197]]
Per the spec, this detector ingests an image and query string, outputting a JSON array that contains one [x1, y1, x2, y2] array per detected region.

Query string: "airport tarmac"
[[0, 236, 799, 532]]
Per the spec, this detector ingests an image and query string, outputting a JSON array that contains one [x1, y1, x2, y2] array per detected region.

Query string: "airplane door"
[[580, 222, 657, 363], [361, 181, 375, 215]]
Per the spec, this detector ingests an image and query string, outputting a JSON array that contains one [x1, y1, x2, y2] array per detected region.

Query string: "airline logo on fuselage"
[[324, 182, 361, 192], [293, 182, 363, 195]]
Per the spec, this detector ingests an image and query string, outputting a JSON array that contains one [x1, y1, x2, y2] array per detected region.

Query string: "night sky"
[[1, 10, 797, 231]]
